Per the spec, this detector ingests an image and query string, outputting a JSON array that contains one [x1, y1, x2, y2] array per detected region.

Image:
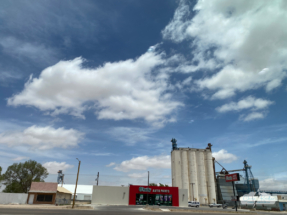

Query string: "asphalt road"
[[0, 205, 254, 215]]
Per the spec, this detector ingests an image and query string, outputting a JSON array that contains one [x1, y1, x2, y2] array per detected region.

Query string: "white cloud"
[[163, 0, 287, 99], [217, 96, 273, 112], [128, 172, 148, 178], [113, 155, 171, 172], [8, 54, 182, 126], [43, 161, 74, 174], [212, 149, 238, 163], [0, 125, 83, 150], [260, 178, 287, 190], [162, 0, 191, 43], [241, 112, 265, 121], [12, 156, 29, 161], [0, 37, 58, 64], [107, 127, 154, 146], [106, 162, 116, 167]]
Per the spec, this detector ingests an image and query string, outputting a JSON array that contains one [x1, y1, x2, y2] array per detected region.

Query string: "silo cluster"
[[171, 145, 216, 204]]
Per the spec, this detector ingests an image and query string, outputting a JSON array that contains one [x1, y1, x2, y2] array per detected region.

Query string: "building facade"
[[171, 143, 217, 204], [92, 185, 188, 207], [60, 184, 93, 201], [55, 187, 72, 205], [27, 182, 58, 204]]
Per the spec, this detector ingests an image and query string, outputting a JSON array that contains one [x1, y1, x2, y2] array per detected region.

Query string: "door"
[[28, 194, 34, 204]]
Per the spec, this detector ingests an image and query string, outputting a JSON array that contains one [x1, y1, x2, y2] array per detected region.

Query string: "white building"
[[59, 184, 93, 201], [171, 142, 216, 205]]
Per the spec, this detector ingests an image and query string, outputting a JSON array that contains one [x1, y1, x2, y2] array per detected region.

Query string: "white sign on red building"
[[225, 173, 240, 182]]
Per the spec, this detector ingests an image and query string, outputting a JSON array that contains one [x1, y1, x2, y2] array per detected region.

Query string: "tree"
[[2, 160, 48, 193], [149, 183, 158, 186], [159, 183, 165, 187]]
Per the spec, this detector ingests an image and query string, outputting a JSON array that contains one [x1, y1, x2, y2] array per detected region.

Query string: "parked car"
[[209, 203, 222, 208], [188, 201, 200, 207]]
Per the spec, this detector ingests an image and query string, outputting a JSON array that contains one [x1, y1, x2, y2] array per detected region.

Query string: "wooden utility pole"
[[72, 159, 81, 209]]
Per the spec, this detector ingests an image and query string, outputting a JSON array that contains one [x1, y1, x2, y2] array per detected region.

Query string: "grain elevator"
[[171, 139, 217, 204]]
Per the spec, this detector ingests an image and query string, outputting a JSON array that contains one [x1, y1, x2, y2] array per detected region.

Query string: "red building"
[[129, 185, 179, 206], [92, 185, 187, 207]]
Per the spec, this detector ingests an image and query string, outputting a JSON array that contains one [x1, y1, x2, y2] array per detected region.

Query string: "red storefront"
[[129, 185, 179, 207]]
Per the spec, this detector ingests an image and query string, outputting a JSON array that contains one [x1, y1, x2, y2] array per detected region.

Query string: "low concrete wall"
[[75, 193, 92, 201], [55, 193, 72, 205], [92, 186, 129, 205], [178, 189, 188, 207], [0, 193, 28, 204]]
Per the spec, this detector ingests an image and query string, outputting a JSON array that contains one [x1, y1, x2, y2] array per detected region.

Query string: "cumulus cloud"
[[216, 96, 273, 112], [213, 149, 238, 163], [0, 125, 83, 150], [241, 112, 265, 121], [106, 162, 116, 167], [113, 155, 171, 172], [43, 161, 74, 174], [163, 0, 287, 99], [8, 53, 182, 126], [260, 178, 287, 190]]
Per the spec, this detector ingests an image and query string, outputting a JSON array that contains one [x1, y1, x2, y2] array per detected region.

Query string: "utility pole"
[[232, 181, 237, 211], [95, 172, 99, 186], [72, 158, 81, 209], [147, 171, 149, 205], [61, 174, 64, 187]]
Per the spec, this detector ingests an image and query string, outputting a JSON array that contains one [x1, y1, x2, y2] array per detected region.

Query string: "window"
[[45, 195, 53, 202], [37, 195, 45, 201], [37, 194, 53, 202]]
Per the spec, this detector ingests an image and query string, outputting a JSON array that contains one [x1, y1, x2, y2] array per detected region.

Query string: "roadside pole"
[[96, 172, 99, 186], [147, 171, 149, 205], [225, 173, 239, 212], [72, 158, 81, 209], [232, 181, 237, 211]]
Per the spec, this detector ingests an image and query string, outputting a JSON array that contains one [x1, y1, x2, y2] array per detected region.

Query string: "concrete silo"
[[171, 140, 217, 205]]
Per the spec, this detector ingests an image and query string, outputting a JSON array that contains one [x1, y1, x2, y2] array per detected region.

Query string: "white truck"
[[188, 201, 200, 207], [209, 203, 222, 208]]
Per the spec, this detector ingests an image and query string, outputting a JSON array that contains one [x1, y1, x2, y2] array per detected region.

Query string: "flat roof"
[[59, 184, 93, 195]]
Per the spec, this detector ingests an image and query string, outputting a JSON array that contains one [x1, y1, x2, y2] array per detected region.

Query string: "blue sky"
[[0, 0, 287, 190]]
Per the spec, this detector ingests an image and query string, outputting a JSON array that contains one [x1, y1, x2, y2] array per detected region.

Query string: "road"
[[0, 205, 256, 215]]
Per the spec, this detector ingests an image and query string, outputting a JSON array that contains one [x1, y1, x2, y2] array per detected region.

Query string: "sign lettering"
[[139, 187, 170, 193], [225, 173, 240, 182], [139, 187, 151, 192]]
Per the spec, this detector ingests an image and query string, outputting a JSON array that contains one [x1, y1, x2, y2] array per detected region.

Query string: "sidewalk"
[[0, 204, 93, 210]]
